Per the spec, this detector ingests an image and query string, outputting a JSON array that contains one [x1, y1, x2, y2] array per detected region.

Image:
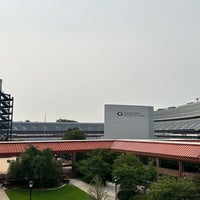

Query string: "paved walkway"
[[70, 179, 117, 200], [0, 188, 9, 200]]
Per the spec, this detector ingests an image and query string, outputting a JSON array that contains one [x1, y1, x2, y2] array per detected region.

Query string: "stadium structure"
[[9, 101, 200, 141], [154, 101, 200, 139], [0, 80, 14, 140], [12, 122, 104, 140]]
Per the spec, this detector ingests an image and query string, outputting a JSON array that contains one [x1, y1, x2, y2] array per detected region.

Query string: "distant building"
[[104, 104, 154, 139]]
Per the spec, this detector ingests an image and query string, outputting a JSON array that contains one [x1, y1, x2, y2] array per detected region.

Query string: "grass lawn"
[[6, 184, 94, 200]]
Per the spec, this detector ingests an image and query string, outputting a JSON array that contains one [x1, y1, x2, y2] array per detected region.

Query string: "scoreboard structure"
[[0, 80, 14, 140]]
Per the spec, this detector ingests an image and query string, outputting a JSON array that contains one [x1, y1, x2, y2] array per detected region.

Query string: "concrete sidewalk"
[[0, 188, 9, 200], [70, 179, 116, 200]]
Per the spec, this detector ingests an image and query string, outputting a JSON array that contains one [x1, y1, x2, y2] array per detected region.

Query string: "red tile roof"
[[0, 140, 113, 157], [111, 140, 200, 161], [0, 140, 200, 162]]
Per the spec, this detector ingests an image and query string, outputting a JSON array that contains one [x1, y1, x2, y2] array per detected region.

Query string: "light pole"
[[114, 177, 117, 200], [29, 180, 33, 200]]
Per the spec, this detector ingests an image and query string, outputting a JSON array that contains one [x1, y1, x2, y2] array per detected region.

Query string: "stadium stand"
[[12, 122, 104, 140], [154, 101, 200, 139]]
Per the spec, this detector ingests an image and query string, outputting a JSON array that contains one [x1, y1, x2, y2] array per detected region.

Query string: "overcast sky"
[[1, 0, 200, 122]]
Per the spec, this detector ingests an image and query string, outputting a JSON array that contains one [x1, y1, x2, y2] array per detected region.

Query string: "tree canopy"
[[77, 149, 118, 184], [63, 128, 86, 140], [148, 176, 196, 200], [7, 145, 63, 188], [113, 154, 157, 192]]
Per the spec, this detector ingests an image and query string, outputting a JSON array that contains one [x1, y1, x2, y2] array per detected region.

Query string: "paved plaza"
[[70, 179, 116, 200]]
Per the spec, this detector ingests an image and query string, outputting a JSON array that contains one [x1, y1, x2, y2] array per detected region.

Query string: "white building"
[[104, 104, 154, 139]]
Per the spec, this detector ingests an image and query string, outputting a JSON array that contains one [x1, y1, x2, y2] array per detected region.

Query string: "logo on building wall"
[[117, 112, 123, 116], [117, 111, 145, 117]]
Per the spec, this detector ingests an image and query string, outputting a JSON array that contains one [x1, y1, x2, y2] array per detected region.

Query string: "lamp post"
[[114, 177, 117, 200], [29, 180, 33, 200]]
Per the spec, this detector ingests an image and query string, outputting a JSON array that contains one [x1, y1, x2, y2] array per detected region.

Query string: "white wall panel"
[[104, 104, 154, 139]]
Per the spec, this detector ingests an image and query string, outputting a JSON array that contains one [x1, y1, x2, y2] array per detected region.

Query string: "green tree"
[[113, 154, 157, 200], [193, 173, 200, 198], [63, 128, 86, 140], [77, 149, 118, 184], [148, 176, 196, 200], [143, 161, 157, 188], [7, 145, 63, 188], [113, 154, 146, 191], [62, 128, 87, 167], [77, 152, 109, 184], [117, 190, 137, 200]]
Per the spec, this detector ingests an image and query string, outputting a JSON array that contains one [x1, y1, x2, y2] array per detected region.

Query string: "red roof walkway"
[[1, 139, 200, 162]]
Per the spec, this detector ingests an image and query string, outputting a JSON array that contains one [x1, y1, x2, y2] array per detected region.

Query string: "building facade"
[[104, 104, 154, 139]]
